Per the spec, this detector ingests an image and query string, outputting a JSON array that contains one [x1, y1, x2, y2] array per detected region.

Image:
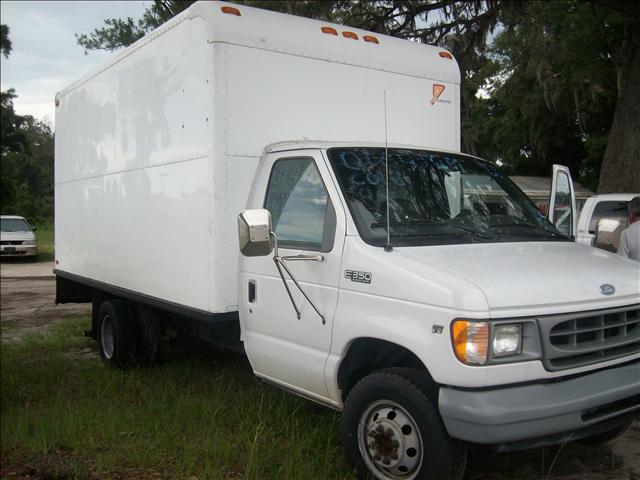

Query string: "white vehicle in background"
[[53, 2, 640, 480], [0, 215, 38, 258], [575, 194, 639, 251]]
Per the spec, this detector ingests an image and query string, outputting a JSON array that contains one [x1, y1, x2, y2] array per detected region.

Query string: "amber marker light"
[[451, 320, 489, 365], [321, 26, 338, 36], [439, 51, 453, 59], [363, 35, 379, 44], [342, 31, 359, 40], [221, 6, 241, 16]]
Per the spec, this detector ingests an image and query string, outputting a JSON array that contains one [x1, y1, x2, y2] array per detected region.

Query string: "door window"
[[552, 172, 572, 236], [265, 157, 335, 252]]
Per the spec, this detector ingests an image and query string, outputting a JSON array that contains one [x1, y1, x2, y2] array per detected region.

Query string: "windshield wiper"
[[489, 223, 564, 237], [370, 219, 443, 228]]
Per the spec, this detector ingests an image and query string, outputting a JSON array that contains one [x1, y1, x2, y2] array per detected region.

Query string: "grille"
[[1, 240, 24, 245], [540, 306, 640, 371]]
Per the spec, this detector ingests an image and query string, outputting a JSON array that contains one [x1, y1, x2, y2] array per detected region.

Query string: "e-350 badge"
[[345, 270, 372, 284]]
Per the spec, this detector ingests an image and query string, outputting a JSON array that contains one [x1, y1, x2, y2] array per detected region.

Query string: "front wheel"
[[341, 368, 466, 480]]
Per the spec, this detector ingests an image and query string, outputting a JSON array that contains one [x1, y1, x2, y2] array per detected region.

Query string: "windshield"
[[1, 218, 31, 233], [327, 147, 568, 247]]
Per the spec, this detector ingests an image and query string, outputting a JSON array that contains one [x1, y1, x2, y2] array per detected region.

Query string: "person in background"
[[617, 196, 640, 261]]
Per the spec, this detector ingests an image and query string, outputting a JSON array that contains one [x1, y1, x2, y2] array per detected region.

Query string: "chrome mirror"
[[237, 209, 273, 257]]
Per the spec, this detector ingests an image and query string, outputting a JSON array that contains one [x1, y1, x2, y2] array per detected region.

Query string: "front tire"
[[98, 300, 135, 368], [341, 368, 466, 480]]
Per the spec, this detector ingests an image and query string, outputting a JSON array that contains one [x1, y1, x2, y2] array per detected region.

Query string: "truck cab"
[[238, 141, 640, 479]]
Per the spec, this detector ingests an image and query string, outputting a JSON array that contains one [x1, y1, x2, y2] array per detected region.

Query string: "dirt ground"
[[0, 275, 90, 343], [0, 268, 638, 480]]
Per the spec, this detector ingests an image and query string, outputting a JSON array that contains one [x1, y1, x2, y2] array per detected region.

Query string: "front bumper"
[[439, 360, 640, 448], [0, 245, 38, 257]]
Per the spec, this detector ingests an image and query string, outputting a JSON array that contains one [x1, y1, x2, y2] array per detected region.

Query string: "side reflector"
[[363, 35, 379, 44], [439, 51, 453, 59], [321, 26, 338, 36], [221, 6, 241, 16], [342, 31, 358, 40]]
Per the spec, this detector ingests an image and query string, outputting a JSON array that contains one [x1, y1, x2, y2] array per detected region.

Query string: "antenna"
[[383, 91, 392, 252]]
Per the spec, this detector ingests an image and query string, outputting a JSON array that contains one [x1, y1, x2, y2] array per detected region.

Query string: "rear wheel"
[[132, 304, 162, 366], [98, 300, 135, 368], [341, 368, 466, 480]]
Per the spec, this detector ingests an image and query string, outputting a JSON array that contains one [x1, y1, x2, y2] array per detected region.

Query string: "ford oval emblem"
[[599, 284, 616, 296]]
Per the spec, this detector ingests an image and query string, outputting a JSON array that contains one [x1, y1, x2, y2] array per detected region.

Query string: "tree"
[[0, 25, 54, 221], [1, 24, 11, 58], [592, 0, 640, 193]]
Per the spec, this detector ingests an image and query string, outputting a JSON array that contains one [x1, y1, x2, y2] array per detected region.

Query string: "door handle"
[[248, 281, 256, 303]]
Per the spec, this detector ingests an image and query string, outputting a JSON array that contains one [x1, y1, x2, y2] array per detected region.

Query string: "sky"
[[1, 1, 150, 127]]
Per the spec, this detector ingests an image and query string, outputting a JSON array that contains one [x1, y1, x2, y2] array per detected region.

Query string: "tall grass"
[[34, 220, 54, 261], [1, 317, 354, 479]]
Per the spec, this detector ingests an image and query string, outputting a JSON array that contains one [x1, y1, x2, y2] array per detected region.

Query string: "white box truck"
[[55, 2, 640, 479]]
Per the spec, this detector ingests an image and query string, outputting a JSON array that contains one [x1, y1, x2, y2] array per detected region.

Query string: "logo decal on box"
[[430, 84, 446, 106]]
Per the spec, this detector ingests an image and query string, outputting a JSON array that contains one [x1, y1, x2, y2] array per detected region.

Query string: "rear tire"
[[341, 368, 467, 480], [132, 304, 162, 366], [98, 300, 135, 368]]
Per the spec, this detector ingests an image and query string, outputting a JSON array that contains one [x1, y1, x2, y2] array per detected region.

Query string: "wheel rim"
[[101, 314, 115, 359], [358, 400, 423, 480]]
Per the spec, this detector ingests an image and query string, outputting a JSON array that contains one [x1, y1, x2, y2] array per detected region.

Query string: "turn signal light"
[[321, 26, 338, 36], [342, 31, 359, 40], [221, 6, 241, 16], [363, 35, 379, 44], [439, 51, 453, 59], [451, 320, 488, 365]]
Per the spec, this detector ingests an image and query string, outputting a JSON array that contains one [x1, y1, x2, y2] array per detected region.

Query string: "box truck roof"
[[57, 0, 460, 100]]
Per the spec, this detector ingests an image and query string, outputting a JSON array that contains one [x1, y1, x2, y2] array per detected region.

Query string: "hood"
[[394, 241, 640, 313], [0, 231, 36, 242]]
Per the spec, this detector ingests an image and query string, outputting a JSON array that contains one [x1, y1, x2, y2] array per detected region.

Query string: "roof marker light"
[[221, 6, 241, 16], [363, 35, 379, 44], [439, 51, 453, 59], [342, 31, 358, 40], [321, 26, 338, 36]]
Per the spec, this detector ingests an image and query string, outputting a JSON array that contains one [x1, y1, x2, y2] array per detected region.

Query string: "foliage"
[[0, 25, 54, 223], [472, 1, 632, 190], [1, 24, 11, 58]]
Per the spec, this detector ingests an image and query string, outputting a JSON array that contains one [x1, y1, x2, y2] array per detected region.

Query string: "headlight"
[[492, 324, 522, 357], [452, 320, 524, 365], [23, 240, 36, 246], [451, 320, 488, 365]]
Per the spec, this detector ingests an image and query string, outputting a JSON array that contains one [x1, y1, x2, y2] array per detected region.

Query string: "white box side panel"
[[55, 17, 212, 183], [226, 45, 458, 157], [55, 158, 216, 311], [55, 17, 225, 312]]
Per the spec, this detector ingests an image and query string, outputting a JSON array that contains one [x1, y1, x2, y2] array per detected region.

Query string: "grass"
[[34, 221, 54, 261], [0, 317, 354, 479], [1, 317, 634, 479]]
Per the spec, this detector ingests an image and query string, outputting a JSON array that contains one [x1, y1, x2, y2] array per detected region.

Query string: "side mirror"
[[237, 209, 273, 257], [594, 218, 624, 253], [32, 226, 37, 232]]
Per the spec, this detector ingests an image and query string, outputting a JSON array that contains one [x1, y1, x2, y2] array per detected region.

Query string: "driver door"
[[239, 150, 346, 402]]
